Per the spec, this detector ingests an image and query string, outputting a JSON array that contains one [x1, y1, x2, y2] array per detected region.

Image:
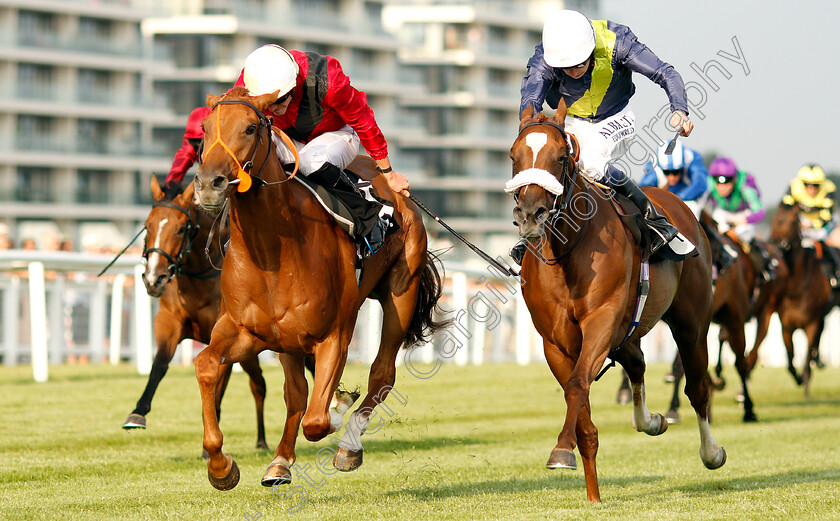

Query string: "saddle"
[[293, 166, 400, 262], [606, 190, 697, 264]]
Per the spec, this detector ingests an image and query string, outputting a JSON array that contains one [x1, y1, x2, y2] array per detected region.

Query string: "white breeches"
[[564, 106, 636, 182], [272, 125, 361, 175]]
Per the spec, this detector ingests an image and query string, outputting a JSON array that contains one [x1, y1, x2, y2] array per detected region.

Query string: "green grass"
[[1, 361, 840, 520]]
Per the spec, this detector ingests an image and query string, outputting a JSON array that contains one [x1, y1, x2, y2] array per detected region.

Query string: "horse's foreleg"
[[238, 355, 269, 451], [781, 325, 803, 385], [617, 340, 668, 436], [263, 353, 307, 487], [302, 334, 348, 442], [728, 324, 757, 422], [802, 319, 824, 398], [746, 305, 773, 373], [123, 315, 183, 428], [544, 340, 601, 503]]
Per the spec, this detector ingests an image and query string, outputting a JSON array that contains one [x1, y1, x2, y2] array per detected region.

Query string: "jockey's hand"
[[384, 170, 410, 197], [670, 111, 694, 137], [730, 215, 748, 226]]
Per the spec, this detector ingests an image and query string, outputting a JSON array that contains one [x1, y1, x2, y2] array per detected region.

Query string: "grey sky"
[[595, 0, 840, 203]]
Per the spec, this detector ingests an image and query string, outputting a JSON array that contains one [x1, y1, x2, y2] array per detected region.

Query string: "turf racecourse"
[[1, 361, 839, 520]]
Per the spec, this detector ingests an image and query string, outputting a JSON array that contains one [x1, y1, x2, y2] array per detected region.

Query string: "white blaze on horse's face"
[[525, 131, 549, 168], [146, 218, 169, 278]]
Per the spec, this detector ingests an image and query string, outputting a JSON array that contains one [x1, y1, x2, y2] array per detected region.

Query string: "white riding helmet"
[[542, 10, 596, 68], [242, 44, 299, 100]]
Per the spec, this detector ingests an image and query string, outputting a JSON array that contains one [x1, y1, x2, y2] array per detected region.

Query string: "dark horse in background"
[[192, 88, 446, 490], [770, 202, 839, 396], [510, 105, 725, 503], [122, 177, 271, 451], [660, 213, 788, 423]]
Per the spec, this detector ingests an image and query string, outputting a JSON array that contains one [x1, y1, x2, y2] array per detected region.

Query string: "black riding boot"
[[700, 220, 738, 274], [510, 238, 529, 266], [750, 239, 777, 283], [609, 173, 679, 254]]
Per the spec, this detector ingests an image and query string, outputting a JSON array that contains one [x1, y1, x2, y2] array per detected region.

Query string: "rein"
[[203, 99, 300, 193]]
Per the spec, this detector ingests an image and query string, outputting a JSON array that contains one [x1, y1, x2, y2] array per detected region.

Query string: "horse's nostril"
[[154, 274, 166, 287], [212, 176, 226, 189]]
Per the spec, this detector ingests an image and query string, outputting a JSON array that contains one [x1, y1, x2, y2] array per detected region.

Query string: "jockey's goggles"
[[271, 89, 294, 106], [663, 169, 683, 177], [804, 182, 821, 189], [715, 176, 733, 184]]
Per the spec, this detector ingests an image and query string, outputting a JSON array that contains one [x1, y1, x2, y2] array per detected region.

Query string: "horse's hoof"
[[702, 447, 726, 470], [333, 447, 363, 472], [711, 378, 726, 391], [255, 440, 270, 452], [663, 373, 675, 384], [546, 448, 577, 470], [616, 389, 632, 406], [208, 458, 240, 491], [735, 392, 745, 403], [122, 413, 146, 429], [261, 460, 292, 487], [665, 409, 681, 424], [743, 411, 758, 423], [649, 413, 669, 435]]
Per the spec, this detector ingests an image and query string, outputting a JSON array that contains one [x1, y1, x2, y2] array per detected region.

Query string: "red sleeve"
[[323, 57, 388, 160], [165, 135, 198, 185]]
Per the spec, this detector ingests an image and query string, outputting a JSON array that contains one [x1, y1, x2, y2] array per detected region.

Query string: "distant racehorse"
[[509, 105, 725, 503], [769, 202, 839, 396], [124, 177, 269, 451], [192, 88, 446, 490]]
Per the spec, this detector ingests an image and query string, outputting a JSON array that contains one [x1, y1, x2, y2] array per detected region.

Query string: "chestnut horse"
[[510, 107, 725, 502], [192, 88, 445, 490], [769, 202, 839, 396], [123, 177, 270, 451]]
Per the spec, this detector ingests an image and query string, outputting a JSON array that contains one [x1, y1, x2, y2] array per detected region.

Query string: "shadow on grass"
[[381, 473, 661, 500]]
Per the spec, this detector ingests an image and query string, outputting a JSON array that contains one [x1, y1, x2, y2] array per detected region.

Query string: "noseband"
[[201, 99, 300, 193], [143, 202, 220, 283]]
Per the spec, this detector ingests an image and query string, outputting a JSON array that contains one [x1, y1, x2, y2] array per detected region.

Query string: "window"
[[17, 63, 53, 100], [78, 120, 109, 154], [77, 170, 110, 204], [15, 167, 52, 202], [17, 115, 53, 151], [78, 69, 111, 104]]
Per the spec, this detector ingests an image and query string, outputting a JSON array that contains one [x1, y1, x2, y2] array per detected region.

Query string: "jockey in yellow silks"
[[782, 164, 840, 285]]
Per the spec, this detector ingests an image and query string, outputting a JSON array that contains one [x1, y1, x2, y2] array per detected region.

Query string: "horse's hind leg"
[[334, 282, 420, 472], [544, 340, 601, 503], [615, 340, 668, 436], [238, 355, 269, 451], [123, 315, 182, 429], [668, 316, 726, 470], [263, 353, 308, 487], [616, 372, 632, 405]]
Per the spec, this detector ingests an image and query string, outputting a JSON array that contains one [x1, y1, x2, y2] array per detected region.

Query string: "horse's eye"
[[176, 226, 186, 235], [245, 124, 257, 135]]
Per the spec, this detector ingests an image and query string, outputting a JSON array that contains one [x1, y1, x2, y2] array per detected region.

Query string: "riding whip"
[[409, 194, 519, 278], [97, 227, 145, 277], [663, 129, 682, 155]]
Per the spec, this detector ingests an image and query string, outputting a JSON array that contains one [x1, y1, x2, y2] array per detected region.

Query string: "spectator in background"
[[21, 238, 36, 250], [0, 223, 13, 249]]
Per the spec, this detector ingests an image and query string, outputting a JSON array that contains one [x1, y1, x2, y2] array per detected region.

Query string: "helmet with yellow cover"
[[797, 164, 826, 185]]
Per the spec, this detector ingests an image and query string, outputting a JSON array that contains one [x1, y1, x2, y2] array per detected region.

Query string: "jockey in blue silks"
[[511, 9, 695, 265], [640, 142, 708, 217]]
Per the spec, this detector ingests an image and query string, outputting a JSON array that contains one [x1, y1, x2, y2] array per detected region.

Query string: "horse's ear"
[[519, 105, 537, 130], [253, 90, 280, 112], [550, 98, 567, 127], [206, 93, 221, 107], [181, 178, 195, 206], [150, 175, 164, 202]]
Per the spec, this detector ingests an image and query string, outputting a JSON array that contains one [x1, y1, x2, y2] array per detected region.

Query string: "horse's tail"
[[404, 249, 451, 348]]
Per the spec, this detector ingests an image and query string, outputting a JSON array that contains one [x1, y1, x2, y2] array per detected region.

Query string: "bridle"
[[200, 98, 299, 193], [513, 121, 591, 262], [142, 200, 220, 284]]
